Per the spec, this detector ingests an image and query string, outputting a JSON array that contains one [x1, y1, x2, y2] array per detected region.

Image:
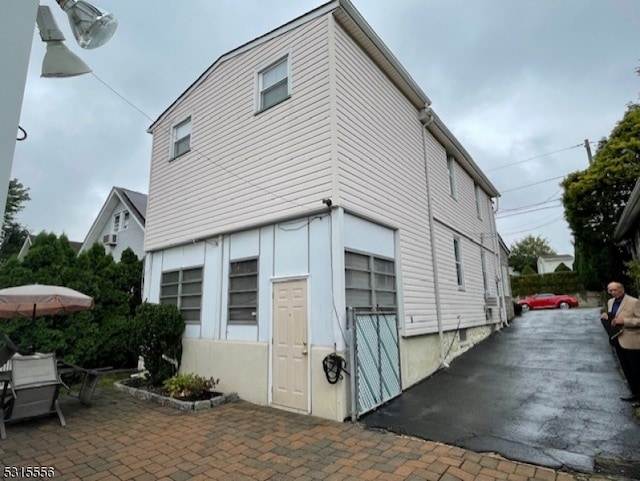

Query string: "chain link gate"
[[348, 309, 402, 420]]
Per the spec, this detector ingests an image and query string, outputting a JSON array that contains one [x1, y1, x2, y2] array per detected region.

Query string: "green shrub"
[[521, 265, 537, 275], [134, 302, 185, 386], [511, 271, 584, 297], [163, 373, 219, 398], [554, 262, 571, 272]]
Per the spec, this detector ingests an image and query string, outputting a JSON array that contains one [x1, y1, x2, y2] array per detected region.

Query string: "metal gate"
[[348, 309, 402, 420]]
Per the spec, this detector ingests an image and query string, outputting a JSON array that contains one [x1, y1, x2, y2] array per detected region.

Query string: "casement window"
[[257, 55, 290, 112], [160, 267, 203, 323], [454, 237, 465, 289], [475, 184, 483, 219], [447, 156, 457, 199], [171, 116, 191, 159], [345, 251, 396, 312], [481, 250, 489, 296], [228, 258, 258, 324], [113, 211, 130, 232]]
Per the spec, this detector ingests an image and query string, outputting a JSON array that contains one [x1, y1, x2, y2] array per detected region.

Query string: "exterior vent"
[[102, 234, 117, 246], [485, 296, 499, 308]]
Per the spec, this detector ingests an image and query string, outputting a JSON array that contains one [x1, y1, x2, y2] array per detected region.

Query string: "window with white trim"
[[228, 258, 258, 324], [171, 117, 191, 159], [475, 184, 483, 219], [122, 211, 130, 230], [257, 56, 290, 112], [453, 237, 464, 289], [345, 251, 396, 312], [113, 211, 130, 232], [447, 156, 457, 198], [160, 267, 203, 323]]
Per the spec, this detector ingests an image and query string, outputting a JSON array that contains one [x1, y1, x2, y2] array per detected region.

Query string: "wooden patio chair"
[[0, 353, 67, 440]]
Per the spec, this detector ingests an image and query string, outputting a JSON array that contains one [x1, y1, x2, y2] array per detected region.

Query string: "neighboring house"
[[537, 254, 574, 274], [613, 178, 640, 259], [80, 187, 147, 262], [142, 0, 502, 422], [498, 236, 515, 322], [17, 234, 82, 261]]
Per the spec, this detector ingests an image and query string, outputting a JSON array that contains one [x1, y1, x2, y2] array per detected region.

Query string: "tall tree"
[[562, 103, 640, 289], [0, 179, 31, 263], [508, 235, 556, 273]]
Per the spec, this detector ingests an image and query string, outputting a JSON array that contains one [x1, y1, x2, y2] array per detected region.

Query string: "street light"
[[36, 6, 91, 78], [55, 0, 117, 50]]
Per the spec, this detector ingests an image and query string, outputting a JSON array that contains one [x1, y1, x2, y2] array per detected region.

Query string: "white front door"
[[272, 279, 308, 411]]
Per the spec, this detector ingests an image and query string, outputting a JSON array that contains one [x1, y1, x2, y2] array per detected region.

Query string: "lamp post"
[[0, 0, 116, 235]]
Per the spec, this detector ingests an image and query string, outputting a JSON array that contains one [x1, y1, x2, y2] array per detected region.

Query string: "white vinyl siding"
[[475, 184, 482, 219], [146, 16, 333, 251], [334, 21, 437, 334], [481, 250, 489, 296]]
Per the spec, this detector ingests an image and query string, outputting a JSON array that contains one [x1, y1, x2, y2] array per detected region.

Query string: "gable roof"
[[80, 187, 148, 253], [148, 0, 499, 198]]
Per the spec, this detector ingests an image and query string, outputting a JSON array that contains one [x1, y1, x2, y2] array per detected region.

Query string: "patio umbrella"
[[0, 284, 94, 320]]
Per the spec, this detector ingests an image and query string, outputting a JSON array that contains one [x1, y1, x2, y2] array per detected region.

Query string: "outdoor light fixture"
[[36, 5, 91, 78], [55, 0, 117, 49]]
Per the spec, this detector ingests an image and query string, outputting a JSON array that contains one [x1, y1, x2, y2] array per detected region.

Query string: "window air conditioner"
[[102, 234, 117, 246], [485, 296, 499, 308]]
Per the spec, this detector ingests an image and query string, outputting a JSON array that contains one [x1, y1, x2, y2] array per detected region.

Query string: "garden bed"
[[114, 378, 239, 411]]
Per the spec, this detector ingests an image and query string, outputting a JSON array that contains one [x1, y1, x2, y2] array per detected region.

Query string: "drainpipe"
[[492, 198, 508, 326], [420, 105, 448, 368]]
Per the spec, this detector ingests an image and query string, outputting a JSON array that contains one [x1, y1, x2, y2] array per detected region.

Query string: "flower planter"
[[114, 380, 238, 411]]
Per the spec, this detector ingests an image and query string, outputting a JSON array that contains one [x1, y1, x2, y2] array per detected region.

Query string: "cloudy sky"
[[12, 0, 640, 255]]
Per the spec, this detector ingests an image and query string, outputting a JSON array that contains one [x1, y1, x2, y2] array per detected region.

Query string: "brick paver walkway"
[[0, 388, 627, 481]]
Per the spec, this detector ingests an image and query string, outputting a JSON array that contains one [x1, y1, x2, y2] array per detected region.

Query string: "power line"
[[498, 196, 562, 213], [497, 203, 563, 219], [486, 142, 595, 172], [500, 174, 567, 194], [499, 214, 565, 236]]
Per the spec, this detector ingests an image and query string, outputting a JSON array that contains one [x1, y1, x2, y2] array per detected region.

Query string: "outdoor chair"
[[0, 334, 21, 371], [0, 353, 67, 440]]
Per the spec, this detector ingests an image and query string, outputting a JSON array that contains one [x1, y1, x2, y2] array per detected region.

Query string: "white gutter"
[[420, 106, 448, 368]]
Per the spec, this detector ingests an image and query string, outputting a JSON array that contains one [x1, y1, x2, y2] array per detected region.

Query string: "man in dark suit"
[[601, 282, 640, 405]]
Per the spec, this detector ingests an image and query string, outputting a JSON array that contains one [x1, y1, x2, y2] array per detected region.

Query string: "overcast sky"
[[12, 0, 640, 255]]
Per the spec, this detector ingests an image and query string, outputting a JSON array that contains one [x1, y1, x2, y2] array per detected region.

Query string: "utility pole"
[[584, 139, 593, 165]]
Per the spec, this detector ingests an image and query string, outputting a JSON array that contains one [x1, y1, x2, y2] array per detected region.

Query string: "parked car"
[[517, 293, 579, 312]]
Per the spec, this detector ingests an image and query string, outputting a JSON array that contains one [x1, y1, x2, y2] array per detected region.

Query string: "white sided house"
[[143, 0, 504, 422], [80, 187, 147, 262]]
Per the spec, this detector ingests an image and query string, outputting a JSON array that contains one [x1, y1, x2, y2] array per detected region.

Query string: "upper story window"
[[171, 116, 191, 159], [256, 55, 290, 112], [447, 156, 457, 199], [475, 184, 483, 219], [113, 211, 129, 232]]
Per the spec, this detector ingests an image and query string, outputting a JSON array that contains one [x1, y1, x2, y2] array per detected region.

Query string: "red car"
[[517, 293, 579, 312]]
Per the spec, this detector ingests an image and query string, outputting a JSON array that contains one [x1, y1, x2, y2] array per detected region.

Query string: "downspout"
[[420, 105, 448, 368], [492, 197, 508, 326]]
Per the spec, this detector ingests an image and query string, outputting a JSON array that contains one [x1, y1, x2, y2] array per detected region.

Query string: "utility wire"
[[500, 174, 566, 194], [500, 214, 565, 236], [486, 142, 596, 172], [498, 196, 562, 213], [497, 203, 563, 219]]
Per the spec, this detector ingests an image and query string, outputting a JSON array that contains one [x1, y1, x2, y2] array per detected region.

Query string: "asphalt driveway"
[[362, 307, 640, 477]]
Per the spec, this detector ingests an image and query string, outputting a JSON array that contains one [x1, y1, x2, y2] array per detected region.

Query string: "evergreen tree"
[[0, 179, 31, 263]]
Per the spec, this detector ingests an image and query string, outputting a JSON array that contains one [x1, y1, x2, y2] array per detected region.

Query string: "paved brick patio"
[[0, 387, 626, 480]]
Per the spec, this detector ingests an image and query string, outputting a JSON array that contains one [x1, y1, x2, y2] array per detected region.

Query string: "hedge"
[[511, 271, 584, 297]]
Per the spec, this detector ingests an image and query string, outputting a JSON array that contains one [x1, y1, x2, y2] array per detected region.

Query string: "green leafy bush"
[[511, 271, 584, 297], [163, 373, 219, 398], [134, 302, 185, 386]]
